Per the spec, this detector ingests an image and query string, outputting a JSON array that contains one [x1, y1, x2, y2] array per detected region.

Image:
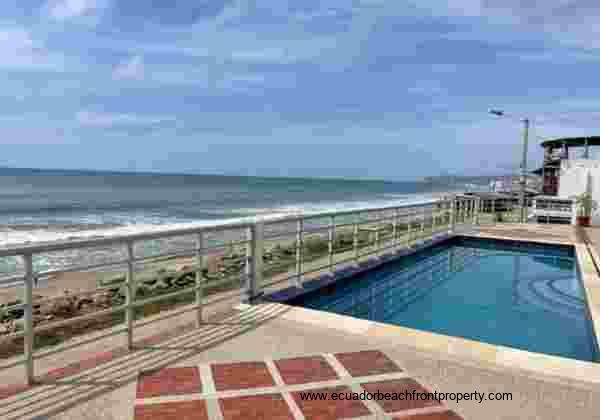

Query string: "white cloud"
[[76, 110, 174, 128], [112, 55, 145, 80], [413, 0, 600, 50], [0, 26, 64, 70], [44, 0, 109, 21]]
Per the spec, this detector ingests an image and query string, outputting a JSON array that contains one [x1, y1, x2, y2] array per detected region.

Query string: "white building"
[[558, 159, 600, 224], [531, 137, 600, 224]]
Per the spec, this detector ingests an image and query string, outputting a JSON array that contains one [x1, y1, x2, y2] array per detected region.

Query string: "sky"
[[2, 1, 600, 180]]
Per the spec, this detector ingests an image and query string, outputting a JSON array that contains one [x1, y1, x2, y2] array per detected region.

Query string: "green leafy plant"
[[572, 192, 598, 217]]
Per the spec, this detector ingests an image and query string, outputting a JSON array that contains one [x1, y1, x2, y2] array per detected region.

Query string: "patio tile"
[[291, 385, 371, 420], [274, 355, 339, 385], [211, 361, 275, 391], [219, 393, 294, 420], [392, 411, 464, 420], [361, 379, 441, 413], [134, 400, 209, 420], [335, 350, 402, 377], [137, 367, 201, 398]]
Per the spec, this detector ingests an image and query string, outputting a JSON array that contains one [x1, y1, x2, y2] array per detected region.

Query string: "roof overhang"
[[541, 136, 600, 149]]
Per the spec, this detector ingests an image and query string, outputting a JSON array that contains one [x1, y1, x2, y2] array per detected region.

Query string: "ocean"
[[0, 168, 476, 274]]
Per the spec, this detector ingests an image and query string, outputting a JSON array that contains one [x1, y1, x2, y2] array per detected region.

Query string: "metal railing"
[[530, 197, 575, 224], [0, 195, 479, 384], [473, 194, 575, 226]]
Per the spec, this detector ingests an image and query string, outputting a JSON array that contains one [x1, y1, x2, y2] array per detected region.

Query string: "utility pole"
[[489, 109, 531, 223], [519, 118, 529, 223]]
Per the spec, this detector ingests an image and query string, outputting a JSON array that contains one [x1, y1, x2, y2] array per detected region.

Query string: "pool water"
[[292, 237, 599, 362]]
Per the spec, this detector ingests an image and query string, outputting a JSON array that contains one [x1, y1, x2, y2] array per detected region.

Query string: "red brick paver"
[[335, 350, 402, 377], [211, 361, 275, 391], [0, 321, 197, 401], [275, 355, 339, 385], [137, 367, 201, 398], [392, 411, 464, 420], [132, 351, 465, 420], [291, 385, 371, 420], [134, 400, 209, 420], [219, 394, 294, 420], [361, 379, 441, 413]]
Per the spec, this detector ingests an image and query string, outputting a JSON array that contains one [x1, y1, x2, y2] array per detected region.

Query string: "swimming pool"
[[289, 237, 599, 362]]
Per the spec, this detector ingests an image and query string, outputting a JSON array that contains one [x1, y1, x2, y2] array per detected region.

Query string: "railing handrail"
[[0, 197, 444, 257], [0, 194, 473, 386]]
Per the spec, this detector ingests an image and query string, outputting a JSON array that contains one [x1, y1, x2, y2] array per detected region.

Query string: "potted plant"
[[572, 192, 598, 227]]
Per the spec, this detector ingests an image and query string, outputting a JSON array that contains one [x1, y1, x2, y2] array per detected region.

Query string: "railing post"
[[328, 216, 335, 273], [450, 198, 456, 233], [295, 219, 303, 287], [194, 232, 205, 327], [468, 199, 473, 224], [408, 209, 414, 245], [491, 198, 496, 224], [125, 241, 135, 350], [392, 208, 399, 248], [467, 199, 472, 223], [244, 222, 263, 302], [447, 201, 451, 230], [475, 197, 480, 225], [23, 253, 35, 385], [420, 206, 425, 242], [353, 217, 360, 264]]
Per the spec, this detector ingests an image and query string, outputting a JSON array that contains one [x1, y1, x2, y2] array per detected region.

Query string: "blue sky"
[[2, 1, 600, 180]]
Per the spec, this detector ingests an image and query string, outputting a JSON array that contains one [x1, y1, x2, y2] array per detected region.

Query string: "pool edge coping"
[[253, 228, 600, 390], [244, 301, 600, 390], [575, 244, 600, 363]]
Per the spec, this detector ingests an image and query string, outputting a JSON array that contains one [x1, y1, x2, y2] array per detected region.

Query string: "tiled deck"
[[1, 223, 600, 419], [134, 350, 462, 419]]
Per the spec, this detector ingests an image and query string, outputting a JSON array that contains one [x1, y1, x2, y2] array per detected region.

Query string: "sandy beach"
[[0, 254, 224, 306]]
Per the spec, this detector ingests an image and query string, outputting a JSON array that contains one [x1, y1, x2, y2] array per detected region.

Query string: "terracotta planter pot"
[[576, 216, 591, 227]]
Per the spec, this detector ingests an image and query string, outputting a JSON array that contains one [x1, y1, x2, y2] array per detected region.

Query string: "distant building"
[[532, 136, 600, 224], [533, 136, 597, 195]]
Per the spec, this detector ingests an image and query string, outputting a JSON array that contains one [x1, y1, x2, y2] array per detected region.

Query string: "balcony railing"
[[0, 195, 480, 385], [530, 197, 575, 224]]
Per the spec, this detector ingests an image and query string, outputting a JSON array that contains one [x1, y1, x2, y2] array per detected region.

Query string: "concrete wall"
[[558, 159, 600, 224]]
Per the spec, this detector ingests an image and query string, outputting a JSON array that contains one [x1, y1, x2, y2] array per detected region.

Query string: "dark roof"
[[540, 136, 600, 148]]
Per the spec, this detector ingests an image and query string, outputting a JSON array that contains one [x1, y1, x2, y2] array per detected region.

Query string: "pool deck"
[[1, 223, 600, 419]]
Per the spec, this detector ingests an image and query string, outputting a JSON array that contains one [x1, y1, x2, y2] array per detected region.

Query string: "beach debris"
[[47, 291, 80, 317], [0, 320, 18, 335], [94, 291, 113, 308]]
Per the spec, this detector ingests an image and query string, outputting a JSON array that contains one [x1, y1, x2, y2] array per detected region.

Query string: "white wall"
[[558, 159, 600, 224]]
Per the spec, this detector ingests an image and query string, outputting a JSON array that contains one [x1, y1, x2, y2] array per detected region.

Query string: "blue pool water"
[[292, 237, 599, 362]]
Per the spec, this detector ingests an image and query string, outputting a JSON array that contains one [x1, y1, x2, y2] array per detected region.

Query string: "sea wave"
[[0, 192, 457, 278], [227, 192, 446, 217], [0, 191, 454, 248]]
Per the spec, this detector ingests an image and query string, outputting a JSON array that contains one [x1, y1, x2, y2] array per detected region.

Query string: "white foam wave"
[[0, 192, 454, 248], [229, 192, 446, 217]]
